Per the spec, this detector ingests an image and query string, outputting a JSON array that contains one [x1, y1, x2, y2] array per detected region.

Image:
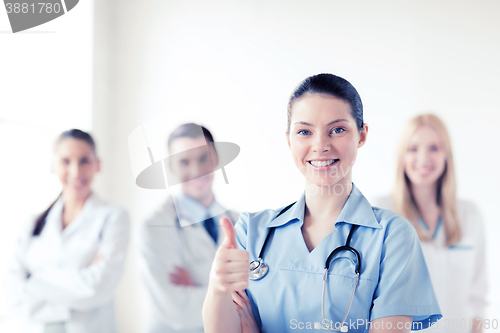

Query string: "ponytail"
[[33, 193, 62, 236]]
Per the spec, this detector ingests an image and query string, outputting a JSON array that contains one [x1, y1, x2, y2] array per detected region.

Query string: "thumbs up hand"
[[220, 217, 239, 249], [209, 217, 250, 293]]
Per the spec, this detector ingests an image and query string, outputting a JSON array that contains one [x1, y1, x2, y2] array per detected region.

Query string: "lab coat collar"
[[173, 192, 226, 225], [266, 183, 382, 229], [45, 192, 98, 237]]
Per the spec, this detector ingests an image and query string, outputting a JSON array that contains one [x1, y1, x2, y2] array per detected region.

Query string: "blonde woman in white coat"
[[5, 129, 130, 333], [374, 114, 488, 333]]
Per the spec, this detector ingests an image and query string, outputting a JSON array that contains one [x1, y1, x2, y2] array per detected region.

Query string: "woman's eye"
[[408, 146, 418, 152], [429, 145, 439, 152], [331, 127, 345, 134], [80, 158, 89, 164], [61, 158, 70, 165], [297, 129, 311, 135]]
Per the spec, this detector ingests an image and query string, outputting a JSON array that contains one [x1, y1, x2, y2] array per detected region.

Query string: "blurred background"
[[1, 0, 499, 331]]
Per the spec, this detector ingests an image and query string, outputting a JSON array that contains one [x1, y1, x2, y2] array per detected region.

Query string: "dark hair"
[[55, 129, 97, 156], [167, 123, 217, 155], [33, 129, 97, 236], [287, 73, 364, 132]]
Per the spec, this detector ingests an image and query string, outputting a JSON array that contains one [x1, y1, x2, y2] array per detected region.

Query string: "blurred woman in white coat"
[[5, 129, 130, 333], [374, 114, 488, 333]]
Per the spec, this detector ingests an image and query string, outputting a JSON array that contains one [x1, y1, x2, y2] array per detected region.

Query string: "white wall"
[[0, 1, 94, 331], [93, 1, 500, 331]]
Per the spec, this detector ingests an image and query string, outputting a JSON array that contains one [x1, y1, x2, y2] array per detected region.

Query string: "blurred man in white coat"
[[137, 123, 239, 333]]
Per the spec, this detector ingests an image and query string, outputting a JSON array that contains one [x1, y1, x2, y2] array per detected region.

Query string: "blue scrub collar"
[[267, 183, 382, 229]]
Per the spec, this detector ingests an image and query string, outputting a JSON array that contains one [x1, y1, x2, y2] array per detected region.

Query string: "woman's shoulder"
[[372, 206, 415, 234], [368, 195, 414, 232], [18, 213, 39, 238], [456, 198, 482, 218], [235, 202, 296, 236], [237, 208, 274, 230], [455, 198, 485, 236], [234, 203, 295, 250], [243, 202, 295, 224]]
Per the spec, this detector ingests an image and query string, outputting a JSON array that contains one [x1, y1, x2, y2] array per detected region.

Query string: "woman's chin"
[[305, 177, 350, 193], [408, 175, 441, 187], [63, 187, 91, 199]]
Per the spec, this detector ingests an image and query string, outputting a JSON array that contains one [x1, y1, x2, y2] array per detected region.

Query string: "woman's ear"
[[95, 158, 101, 173], [286, 131, 291, 149], [358, 123, 369, 148]]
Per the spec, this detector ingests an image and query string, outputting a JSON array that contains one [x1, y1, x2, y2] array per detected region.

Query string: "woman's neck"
[[410, 184, 439, 211], [302, 178, 352, 252], [304, 179, 352, 226], [410, 184, 441, 232], [62, 191, 90, 229]]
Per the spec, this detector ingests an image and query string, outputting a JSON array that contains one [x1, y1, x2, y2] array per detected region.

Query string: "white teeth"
[[309, 159, 336, 167]]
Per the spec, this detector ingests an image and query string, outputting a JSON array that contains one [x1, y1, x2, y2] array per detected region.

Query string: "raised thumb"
[[220, 217, 237, 249]]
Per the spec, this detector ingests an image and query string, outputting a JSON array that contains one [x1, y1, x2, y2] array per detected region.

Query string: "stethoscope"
[[248, 202, 361, 332]]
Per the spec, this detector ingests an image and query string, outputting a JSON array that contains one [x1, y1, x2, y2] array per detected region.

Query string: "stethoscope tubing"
[[249, 203, 362, 329], [321, 270, 359, 331]]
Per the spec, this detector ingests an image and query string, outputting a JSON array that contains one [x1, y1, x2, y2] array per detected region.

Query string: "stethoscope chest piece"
[[248, 258, 269, 280]]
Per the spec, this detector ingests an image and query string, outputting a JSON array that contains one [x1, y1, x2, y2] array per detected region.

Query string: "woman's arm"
[[203, 285, 241, 333], [4, 217, 70, 322], [203, 218, 250, 333], [369, 316, 413, 333], [468, 203, 488, 331], [23, 208, 130, 311], [232, 290, 260, 333]]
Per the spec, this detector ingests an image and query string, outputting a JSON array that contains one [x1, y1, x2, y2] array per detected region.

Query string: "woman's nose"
[[417, 149, 430, 163], [312, 133, 331, 152], [69, 162, 81, 177]]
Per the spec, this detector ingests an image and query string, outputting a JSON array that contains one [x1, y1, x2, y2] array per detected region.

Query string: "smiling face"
[[404, 125, 447, 187], [53, 138, 100, 200], [169, 136, 218, 201], [286, 93, 367, 191]]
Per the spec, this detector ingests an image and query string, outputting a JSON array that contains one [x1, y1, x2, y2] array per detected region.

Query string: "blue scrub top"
[[235, 183, 442, 333]]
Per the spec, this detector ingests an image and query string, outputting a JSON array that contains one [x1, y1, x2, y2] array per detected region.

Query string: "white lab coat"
[[373, 196, 488, 332], [5, 193, 130, 333], [137, 196, 239, 333]]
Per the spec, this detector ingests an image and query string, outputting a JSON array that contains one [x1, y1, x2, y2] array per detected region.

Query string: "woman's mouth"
[[68, 179, 86, 188], [308, 159, 339, 168]]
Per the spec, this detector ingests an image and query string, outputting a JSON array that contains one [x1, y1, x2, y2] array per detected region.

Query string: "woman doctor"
[[5, 129, 130, 333], [373, 114, 488, 333], [203, 74, 442, 333]]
